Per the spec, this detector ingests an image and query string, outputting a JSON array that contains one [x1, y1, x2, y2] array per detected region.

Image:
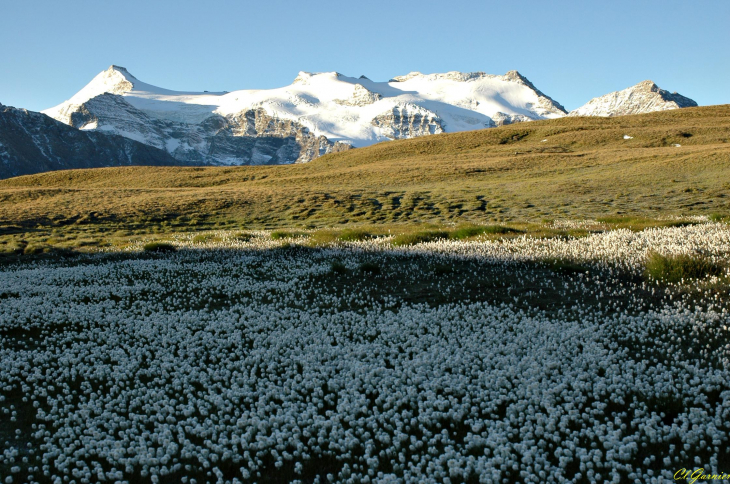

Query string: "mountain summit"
[[42, 67, 567, 165], [45, 66, 137, 125], [569, 80, 697, 117]]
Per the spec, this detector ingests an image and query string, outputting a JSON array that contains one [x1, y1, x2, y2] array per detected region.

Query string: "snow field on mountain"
[[1, 224, 728, 483], [43, 67, 567, 149], [37, 66, 699, 168]]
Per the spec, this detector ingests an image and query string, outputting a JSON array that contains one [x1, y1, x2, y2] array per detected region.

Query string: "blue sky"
[[1, 0, 728, 112]]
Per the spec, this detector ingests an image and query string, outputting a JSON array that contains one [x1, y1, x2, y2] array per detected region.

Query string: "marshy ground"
[[1, 224, 729, 483]]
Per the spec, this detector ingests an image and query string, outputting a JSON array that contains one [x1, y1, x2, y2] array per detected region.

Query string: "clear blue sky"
[[1, 0, 728, 112]]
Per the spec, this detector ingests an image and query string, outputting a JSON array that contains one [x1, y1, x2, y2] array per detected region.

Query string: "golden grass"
[[1, 104, 729, 250]]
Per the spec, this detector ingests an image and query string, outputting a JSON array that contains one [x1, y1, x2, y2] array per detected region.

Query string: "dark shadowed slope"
[[0, 103, 187, 179]]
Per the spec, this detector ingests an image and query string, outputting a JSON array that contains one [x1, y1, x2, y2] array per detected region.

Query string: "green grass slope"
[[1, 105, 729, 237]]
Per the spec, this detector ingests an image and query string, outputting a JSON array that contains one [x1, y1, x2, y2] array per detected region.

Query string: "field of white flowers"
[[1, 223, 729, 483]]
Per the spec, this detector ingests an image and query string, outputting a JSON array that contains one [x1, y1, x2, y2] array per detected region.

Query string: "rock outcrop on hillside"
[[371, 104, 444, 139]]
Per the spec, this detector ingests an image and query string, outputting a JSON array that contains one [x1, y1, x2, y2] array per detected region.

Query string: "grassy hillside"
[[1, 105, 729, 244]]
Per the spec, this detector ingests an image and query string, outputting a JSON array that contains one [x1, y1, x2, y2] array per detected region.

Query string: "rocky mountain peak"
[[108, 65, 134, 77], [42, 65, 137, 126], [293, 71, 343, 84], [502, 70, 527, 83], [389, 72, 424, 82], [95, 65, 137, 94], [634, 79, 659, 91], [500, 70, 568, 115], [570, 80, 697, 117]]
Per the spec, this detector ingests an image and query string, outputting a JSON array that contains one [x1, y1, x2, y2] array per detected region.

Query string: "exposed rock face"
[[208, 108, 352, 165], [489, 112, 534, 127], [0, 103, 183, 179], [371, 104, 444, 139], [67, 94, 171, 150], [389, 71, 427, 82], [569, 80, 698, 117], [334, 85, 382, 107], [60, 94, 351, 165]]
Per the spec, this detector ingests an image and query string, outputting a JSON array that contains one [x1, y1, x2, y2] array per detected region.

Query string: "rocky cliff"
[[59, 93, 351, 165], [0, 103, 183, 179], [371, 104, 444, 139]]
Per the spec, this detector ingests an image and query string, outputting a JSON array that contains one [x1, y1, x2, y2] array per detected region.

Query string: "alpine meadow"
[[2, 105, 729, 249]]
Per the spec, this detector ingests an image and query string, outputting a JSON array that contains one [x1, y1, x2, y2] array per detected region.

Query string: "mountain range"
[[0, 66, 700, 178]]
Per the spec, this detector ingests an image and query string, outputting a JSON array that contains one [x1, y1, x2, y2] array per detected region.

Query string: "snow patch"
[[80, 120, 98, 130]]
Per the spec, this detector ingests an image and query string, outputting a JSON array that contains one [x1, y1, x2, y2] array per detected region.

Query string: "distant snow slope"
[[569, 80, 697, 117], [43, 66, 567, 165]]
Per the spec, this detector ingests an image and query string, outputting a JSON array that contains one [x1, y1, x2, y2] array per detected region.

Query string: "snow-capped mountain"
[[0, 102, 182, 179], [569, 80, 697, 117], [38, 67, 701, 168], [43, 66, 567, 165]]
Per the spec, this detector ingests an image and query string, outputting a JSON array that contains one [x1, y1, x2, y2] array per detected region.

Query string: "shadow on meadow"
[[1, 244, 729, 483]]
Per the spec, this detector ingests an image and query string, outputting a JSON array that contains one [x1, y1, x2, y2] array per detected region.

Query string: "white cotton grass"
[[0, 222, 728, 483]]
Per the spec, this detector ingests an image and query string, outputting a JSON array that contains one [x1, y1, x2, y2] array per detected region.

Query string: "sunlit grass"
[[645, 251, 725, 283], [1, 105, 729, 238]]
